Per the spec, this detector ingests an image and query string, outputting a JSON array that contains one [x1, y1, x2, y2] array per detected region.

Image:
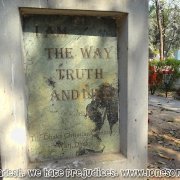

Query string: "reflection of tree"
[[149, 0, 180, 59], [86, 83, 118, 137]]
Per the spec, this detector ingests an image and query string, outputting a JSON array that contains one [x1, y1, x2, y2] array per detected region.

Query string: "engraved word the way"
[[45, 46, 111, 60]]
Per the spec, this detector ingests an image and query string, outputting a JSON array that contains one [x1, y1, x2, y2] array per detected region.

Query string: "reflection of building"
[[175, 50, 180, 60]]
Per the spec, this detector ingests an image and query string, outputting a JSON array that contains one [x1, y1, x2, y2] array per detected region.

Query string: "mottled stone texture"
[[23, 15, 119, 161]]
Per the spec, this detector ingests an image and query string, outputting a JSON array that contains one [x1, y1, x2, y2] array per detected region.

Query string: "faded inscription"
[[23, 15, 119, 161]]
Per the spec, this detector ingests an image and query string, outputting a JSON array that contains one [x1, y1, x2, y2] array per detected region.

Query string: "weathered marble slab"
[[23, 15, 119, 162]]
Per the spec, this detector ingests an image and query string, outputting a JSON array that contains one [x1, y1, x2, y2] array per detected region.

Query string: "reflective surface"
[[23, 15, 119, 162]]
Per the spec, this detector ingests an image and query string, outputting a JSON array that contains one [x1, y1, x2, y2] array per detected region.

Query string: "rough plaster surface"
[[0, 0, 148, 179]]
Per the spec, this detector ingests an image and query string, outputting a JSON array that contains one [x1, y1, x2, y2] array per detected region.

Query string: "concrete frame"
[[0, 0, 148, 179]]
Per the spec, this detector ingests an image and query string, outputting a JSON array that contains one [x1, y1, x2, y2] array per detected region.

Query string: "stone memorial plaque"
[[23, 15, 119, 162]]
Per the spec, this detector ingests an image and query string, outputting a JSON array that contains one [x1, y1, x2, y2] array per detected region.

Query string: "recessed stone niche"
[[0, 1, 148, 179], [23, 15, 119, 162]]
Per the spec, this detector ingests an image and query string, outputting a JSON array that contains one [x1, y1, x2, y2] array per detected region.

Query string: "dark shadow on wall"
[[23, 15, 117, 37]]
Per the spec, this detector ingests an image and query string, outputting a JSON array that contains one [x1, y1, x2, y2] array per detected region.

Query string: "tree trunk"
[[162, 9, 166, 57], [155, 0, 164, 60]]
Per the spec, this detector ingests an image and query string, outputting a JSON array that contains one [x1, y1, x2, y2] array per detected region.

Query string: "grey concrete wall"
[[0, 0, 148, 179]]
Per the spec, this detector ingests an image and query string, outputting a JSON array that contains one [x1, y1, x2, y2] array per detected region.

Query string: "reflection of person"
[[76, 83, 118, 156], [86, 83, 118, 136], [86, 100, 105, 133]]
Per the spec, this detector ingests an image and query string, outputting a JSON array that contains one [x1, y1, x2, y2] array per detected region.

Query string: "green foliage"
[[149, 0, 180, 58], [149, 59, 180, 92], [149, 58, 180, 78]]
